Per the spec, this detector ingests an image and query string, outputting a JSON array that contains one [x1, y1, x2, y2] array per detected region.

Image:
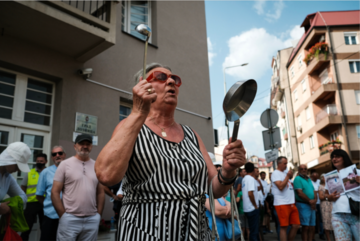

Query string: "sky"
[[205, 1, 359, 158]]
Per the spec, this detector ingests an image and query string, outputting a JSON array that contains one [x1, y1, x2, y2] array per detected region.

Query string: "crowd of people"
[[0, 62, 359, 241], [204, 151, 360, 241]]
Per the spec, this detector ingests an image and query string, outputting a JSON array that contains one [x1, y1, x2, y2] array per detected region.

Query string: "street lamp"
[[223, 63, 249, 140]]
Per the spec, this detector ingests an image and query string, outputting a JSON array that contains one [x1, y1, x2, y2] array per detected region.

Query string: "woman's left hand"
[[222, 139, 246, 177]]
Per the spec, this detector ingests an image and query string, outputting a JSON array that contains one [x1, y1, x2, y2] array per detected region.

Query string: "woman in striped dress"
[[95, 63, 246, 241]]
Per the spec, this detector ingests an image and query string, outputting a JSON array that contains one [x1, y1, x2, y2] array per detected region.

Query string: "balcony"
[[307, 54, 331, 76], [0, 1, 117, 62], [316, 104, 337, 123]]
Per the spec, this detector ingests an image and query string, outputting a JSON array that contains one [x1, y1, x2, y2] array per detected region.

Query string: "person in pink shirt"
[[51, 134, 105, 241]]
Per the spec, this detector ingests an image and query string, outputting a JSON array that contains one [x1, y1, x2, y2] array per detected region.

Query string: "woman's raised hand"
[[222, 139, 246, 176], [132, 77, 157, 116]]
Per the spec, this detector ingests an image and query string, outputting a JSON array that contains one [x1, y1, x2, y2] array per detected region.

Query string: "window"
[[301, 79, 306, 92], [119, 104, 132, 121], [355, 90, 360, 104], [319, 68, 331, 84], [309, 135, 314, 149], [298, 54, 303, 68], [290, 66, 295, 78], [349, 61, 360, 73], [306, 106, 311, 120], [344, 32, 358, 45], [301, 142, 305, 154], [122, 1, 151, 41], [0, 69, 54, 126], [294, 89, 298, 101], [330, 132, 338, 141], [297, 115, 302, 126], [356, 125, 360, 138]]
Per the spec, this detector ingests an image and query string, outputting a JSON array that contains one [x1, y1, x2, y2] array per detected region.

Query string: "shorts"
[[274, 204, 300, 227], [239, 213, 249, 229], [295, 202, 316, 226]]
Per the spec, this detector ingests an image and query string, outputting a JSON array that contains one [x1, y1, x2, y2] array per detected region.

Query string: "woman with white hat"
[[0, 142, 31, 215]]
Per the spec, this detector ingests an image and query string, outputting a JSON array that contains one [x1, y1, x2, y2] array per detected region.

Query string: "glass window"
[[119, 104, 132, 121], [319, 68, 330, 84], [349, 61, 360, 73], [310, 135, 314, 149], [290, 66, 295, 78], [330, 132, 338, 141], [122, 1, 151, 42], [0, 70, 16, 120], [355, 90, 360, 104], [298, 54, 303, 67], [301, 142, 305, 154], [28, 79, 53, 93], [306, 107, 311, 120], [297, 115, 302, 126], [356, 125, 360, 139], [294, 89, 298, 101], [301, 79, 306, 92], [344, 33, 358, 45]]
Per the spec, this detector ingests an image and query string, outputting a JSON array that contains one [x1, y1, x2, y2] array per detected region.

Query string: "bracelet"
[[217, 168, 238, 185]]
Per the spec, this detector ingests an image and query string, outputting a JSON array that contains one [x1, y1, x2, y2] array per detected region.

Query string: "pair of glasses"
[[146, 71, 182, 87], [299, 168, 307, 171], [51, 152, 64, 157]]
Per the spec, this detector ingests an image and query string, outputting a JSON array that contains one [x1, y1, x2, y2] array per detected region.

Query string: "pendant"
[[161, 131, 167, 137]]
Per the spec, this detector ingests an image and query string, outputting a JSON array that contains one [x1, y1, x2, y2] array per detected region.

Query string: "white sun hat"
[[0, 142, 31, 172]]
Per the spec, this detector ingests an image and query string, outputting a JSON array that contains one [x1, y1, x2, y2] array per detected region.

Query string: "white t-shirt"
[[271, 170, 295, 206], [242, 175, 259, 212], [260, 179, 269, 199], [325, 169, 360, 214], [312, 180, 321, 204]]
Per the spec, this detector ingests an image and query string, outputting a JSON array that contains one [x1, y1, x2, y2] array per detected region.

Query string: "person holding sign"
[[324, 149, 360, 241]]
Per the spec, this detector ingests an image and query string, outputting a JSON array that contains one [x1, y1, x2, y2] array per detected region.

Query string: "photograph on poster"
[[324, 170, 344, 195], [339, 164, 360, 192]]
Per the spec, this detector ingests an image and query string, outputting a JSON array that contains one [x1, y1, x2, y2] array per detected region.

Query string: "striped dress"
[[118, 124, 212, 241]]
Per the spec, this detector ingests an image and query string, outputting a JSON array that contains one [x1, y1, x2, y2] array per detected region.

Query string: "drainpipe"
[[327, 26, 352, 159]]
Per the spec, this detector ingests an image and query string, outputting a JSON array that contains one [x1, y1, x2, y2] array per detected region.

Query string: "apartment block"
[[286, 10, 360, 173], [270, 47, 300, 170]]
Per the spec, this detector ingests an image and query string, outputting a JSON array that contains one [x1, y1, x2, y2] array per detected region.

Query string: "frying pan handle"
[[231, 119, 240, 143]]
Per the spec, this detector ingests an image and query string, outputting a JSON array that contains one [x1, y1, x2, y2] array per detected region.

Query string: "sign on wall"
[[75, 112, 98, 135]]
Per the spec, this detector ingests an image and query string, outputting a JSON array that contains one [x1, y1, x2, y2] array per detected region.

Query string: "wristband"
[[217, 168, 237, 185]]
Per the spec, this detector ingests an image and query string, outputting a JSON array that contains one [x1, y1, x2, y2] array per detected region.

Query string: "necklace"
[[151, 117, 175, 137]]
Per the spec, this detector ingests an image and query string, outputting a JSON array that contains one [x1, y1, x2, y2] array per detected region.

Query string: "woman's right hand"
[[132, 78, 157, 116], [328, 191, 340, 202], [0, 201, 11, 215]]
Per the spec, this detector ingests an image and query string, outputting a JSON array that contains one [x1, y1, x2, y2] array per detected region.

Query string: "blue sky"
[[205, 1, 359, 157]]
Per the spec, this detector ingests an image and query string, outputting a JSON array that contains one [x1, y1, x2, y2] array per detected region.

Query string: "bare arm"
[[205, 199, 232, 219], [36, 196, 45, 205], [104, 186, 120, 201], [248, 191, 258, 209], [319, 189, 325, 201], [195, 132, 246, 198], [96, 183, 105, 215], [51, 180, 65, 218], [95, 79, 157, 186]]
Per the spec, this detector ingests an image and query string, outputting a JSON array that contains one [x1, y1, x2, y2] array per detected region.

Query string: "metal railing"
[[316, 104, 338, 123], [60, 0, 111, 22]]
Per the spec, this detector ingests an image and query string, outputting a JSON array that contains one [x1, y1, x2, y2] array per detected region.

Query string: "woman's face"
[[332, 154, 344, 170], [146, 67, 179, 106]]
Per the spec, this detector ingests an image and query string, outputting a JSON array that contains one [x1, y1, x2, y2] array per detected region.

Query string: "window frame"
[[122, 1, 152, 42], [349, 60, 360, 73], [290, 66, 295, 78], [305, 106, 311, 120], [298, 54, 303, 68], [309, 135, 314, 149], [293, 89, 298, 102], [297, 115, 302, 126], [344, 32, 358, 45], [301, 79, 306, 92], [119, 102, 132, 121], [300, 142, 305, 154], [355, 90, 360, 105], [330, 132, 338, 142], [356, 125, 360, 139]]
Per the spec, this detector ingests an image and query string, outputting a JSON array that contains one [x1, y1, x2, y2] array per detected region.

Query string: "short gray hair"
[[276, 156, 287, 165], [133, 62, 171, 85], [52, 145, 65, 154]]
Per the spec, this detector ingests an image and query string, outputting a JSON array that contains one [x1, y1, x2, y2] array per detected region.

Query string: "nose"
[[166, 76, 176, 85]]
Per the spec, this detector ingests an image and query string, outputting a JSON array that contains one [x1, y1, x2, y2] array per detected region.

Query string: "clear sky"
[[205, 1, 359, 158]]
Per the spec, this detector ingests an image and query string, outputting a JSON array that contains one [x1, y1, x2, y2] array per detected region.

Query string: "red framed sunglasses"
[[146, 71, 182, 87]]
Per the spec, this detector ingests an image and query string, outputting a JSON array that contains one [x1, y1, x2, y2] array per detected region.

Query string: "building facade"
[[270, 47, 300, 171], [248, 155, 273, 183], [0, 0, 213, 224], [286, 10, 360, 173]]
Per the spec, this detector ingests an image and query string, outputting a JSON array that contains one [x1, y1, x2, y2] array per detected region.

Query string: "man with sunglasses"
[[293, 165, 316, 241], [35, 146, 66, 241]]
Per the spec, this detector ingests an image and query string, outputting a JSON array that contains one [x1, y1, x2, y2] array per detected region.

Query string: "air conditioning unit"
[[297, 126, 302, 133]]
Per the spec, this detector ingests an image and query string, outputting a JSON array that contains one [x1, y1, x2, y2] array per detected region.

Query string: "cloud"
[[223, 25, 304, 80], [207, 37, 216, 66], [283, 25, 305, 47], [254, 0, 285, 22]]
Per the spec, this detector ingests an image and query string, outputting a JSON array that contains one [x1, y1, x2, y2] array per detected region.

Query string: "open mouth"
[[167, 89, 175, 94]]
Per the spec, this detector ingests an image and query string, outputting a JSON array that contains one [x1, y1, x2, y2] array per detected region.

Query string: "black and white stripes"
[[118, 124, 211, 241]]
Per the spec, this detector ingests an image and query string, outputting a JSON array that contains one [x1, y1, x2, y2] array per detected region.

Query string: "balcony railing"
[[60, 0, 111, 23], [316, 104, 337, 123]]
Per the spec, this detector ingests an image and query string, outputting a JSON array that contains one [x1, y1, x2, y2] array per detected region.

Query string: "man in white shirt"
[[311, 171, 325, 240], [242, 162, 260, 241], [260, 171, 272, 234], [271, 156, 300, 241]]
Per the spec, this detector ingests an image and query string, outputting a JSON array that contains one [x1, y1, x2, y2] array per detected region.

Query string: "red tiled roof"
[[287, 10, 360, 66]]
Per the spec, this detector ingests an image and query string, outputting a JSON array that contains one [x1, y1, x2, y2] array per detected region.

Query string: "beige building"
[[286, 10, 360, 173], [270, 47, 300, 171], [0, 0, 213, 236], [248, 155, 273, 183]]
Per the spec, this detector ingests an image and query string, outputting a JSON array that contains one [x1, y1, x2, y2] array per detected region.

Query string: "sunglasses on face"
[[299, 168, 307, 171], [51, 152, 64, 157], [146, 71, 182, 87]]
